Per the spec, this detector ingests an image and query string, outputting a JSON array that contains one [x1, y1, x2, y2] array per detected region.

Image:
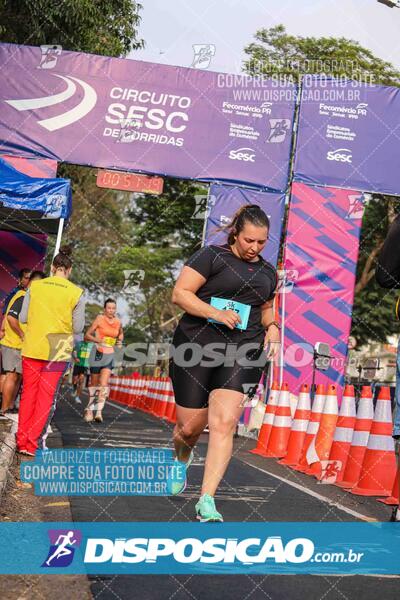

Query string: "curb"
[[0, 421, 17, 501]]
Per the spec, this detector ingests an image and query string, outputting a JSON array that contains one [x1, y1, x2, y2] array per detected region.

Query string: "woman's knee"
[[209, 415, 238, 436], [176, 421, 203, 440]]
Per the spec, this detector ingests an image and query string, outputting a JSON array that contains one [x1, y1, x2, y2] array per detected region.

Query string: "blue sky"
[[131, 0, 400, 72]]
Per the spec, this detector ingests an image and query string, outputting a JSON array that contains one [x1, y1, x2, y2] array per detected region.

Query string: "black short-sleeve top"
[[176, 244, 278, 345]]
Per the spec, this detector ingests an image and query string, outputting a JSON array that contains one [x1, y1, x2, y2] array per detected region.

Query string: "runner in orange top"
[[83, 298, 123, 422]]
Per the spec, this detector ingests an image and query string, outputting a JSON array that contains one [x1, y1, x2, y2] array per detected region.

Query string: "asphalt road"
[[53, 388, 399, 600]]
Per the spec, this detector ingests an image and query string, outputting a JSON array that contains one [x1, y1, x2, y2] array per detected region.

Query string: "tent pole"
[[53, 218, 64, 256], [52, 218, 65, 267], [200, 185, 211, 248], [279, 270, 286, 388]]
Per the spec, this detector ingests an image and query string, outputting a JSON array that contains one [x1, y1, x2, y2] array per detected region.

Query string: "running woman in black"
[[169, 204, 280, 521]]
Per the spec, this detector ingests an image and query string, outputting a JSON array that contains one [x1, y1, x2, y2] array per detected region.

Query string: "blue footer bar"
[[0, 522, 399, 574]]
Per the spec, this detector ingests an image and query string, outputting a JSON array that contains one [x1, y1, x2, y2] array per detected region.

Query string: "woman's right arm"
[[84, 316, 101, 343], [172, 266, 240, 330]]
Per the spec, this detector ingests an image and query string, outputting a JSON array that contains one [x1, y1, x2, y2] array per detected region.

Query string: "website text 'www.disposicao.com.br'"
[[229, 87, 361, 104], [36, 481, 167, 495]]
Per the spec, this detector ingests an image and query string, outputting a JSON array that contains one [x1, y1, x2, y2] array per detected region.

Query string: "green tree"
[[129, 178, 208, 255], [244, 24, 400, 85], [50, 164, 134, 296], [0, 0, 143, 56], [244, 25, 400, 345], [103, 246, 183, 343]]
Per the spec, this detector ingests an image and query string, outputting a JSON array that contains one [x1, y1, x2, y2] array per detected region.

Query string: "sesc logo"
[[228, 148, 256, 162], [326, 148, 352, 164]]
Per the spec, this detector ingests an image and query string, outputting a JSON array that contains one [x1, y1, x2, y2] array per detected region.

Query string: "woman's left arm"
[[116, 325, 124, 346], [261, 299, 280, 360]]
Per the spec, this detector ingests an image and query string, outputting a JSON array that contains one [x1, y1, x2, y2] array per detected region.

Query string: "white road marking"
[[107, 400, 134, 414], [239, 457, 378, 522]]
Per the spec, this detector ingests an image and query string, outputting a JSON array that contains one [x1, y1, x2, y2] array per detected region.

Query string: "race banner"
[[0, 43, 296, 191], [282, 182, 364, 395], [204, 184, 285, 266], [294, 76, 400, 196]]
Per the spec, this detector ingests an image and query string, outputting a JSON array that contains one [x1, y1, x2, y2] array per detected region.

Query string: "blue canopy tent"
[[0, 157, 71, 241]]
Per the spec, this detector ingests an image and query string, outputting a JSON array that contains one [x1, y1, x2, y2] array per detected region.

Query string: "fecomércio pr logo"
[[42, 529, 82, 568]]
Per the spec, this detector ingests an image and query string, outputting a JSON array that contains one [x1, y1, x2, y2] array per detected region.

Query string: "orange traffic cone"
[[170, 399, 177, 424], [151, 379, 164, 417], [165, 378, 176, 422], [158, 378, 169, 419], [263, 383, 292, 458], [137, 376, 147, 412], [292, 384, 325, 473], [129, 376, 140, 409], [336, 386, 374, 489], [143, 376, 153, 413], [109, 376, 117, 401], [121, 377, 131, 405], [124, 378, 133, 407], [251, 382, 280, 456], [377, 469, 399, 506], [320, 384, 356, 484], [305, 384, 339, 478], [279, 384, 311, 466], [350, 387, 397, 496], [112, 376, 120, 403]]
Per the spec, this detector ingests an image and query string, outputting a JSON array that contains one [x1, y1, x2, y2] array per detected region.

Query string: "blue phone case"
[[208, 297, 251, 330]]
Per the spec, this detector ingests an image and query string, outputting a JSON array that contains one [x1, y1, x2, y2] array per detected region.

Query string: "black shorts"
[[73, 365, 86, 377], [169, 326, 268, 409], [89, 349, 114, 374]]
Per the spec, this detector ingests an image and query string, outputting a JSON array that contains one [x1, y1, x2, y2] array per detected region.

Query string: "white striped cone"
[[136, 377, 145, 411], [289, 393, 298, 419], [114, 377, 122, 403], [118, 377, 126, 404], [264, 383, 292, 458], [153, 378, 161, 416], [130, 376, 139, 409], [108, 376, 117, 401], [162, 384, 172, 420], [122, 377, 131, 404], [154, 378, 168, 417], [279, 384, 311, 466], [145, 378, 155, 414], [250, 382, 280, 456], [292, 384, 326, 472], [306, 384, 339, 478], [159, 378, 169, 418], [165, 378, 176, 422], [351, 387, 397, 496], [143, 376, 152, 413], [320, 384, 356, 484], [336, 386, 374, 489], [124, 377, 133, 405]]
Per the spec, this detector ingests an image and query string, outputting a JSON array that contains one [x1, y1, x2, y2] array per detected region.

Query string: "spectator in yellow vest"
[[16, 248, 85, 456], [0, 271, 45, 418]]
